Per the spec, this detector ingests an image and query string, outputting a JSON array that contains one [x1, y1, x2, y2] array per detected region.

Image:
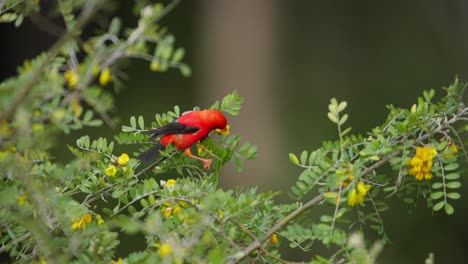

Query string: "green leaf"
[[444, 163, 459, 171], [341, 127, 352, 136], [221, 91, 244, 116], [122, 126, 135, 132], [339, 113, 348, 125], [172, 48, 185, 63], [433, 201, 445, 211], [436, 140, 448, 151], [83, 110, 93, 121], [246, 146, 257, 159], [179, 64, 191, 77], [130, 116, 137, 129], [445, 173, 460, 180], [0, 13, 17, 23], [446, 181, 461, 189], [289, 153, 299, 165], [174, 105, 180, 116], [327, 112, 338, 124], [430, 192, 443, 200], [14, 14, 23, 27], [138, 115, 145, 130], [109, 17, 122, 35], [337, 101, 347, 112], [140, 198, 148, 208], [432, 182, 443, 189], [328, 103, 337, 114], [87, 119, 103, 127], [238, 142, 250, 154], [447, 192, 460, 199], [444, 203, 454, 215], [300, 151, 308, 165]]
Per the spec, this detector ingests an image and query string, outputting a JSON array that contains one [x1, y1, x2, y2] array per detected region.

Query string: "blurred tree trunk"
[[196, 0, 281, 189]]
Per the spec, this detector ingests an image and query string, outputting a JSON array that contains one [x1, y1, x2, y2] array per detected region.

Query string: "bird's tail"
[[139, 143, 166, 164]]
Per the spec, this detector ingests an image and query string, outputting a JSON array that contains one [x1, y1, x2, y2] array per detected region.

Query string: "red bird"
[[139, 109, 229, 169]]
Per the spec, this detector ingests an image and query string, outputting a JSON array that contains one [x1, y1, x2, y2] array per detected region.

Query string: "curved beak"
[[215, 125, 230, 135]]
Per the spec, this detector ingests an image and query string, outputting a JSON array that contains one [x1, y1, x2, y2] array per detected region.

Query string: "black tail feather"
[[139, 143, 166, 164]]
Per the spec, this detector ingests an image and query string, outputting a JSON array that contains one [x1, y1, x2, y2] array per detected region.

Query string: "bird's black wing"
[[144, 122, 199, 141]]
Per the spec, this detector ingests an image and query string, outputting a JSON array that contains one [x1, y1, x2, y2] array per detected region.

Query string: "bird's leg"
[[184, 148, 212, 170]]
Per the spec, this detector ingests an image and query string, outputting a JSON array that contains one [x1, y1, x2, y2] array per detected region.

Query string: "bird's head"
[[205, 110, 229, 135]]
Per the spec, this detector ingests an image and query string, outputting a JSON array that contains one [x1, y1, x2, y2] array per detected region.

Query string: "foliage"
[[1, 1, 468, 264]]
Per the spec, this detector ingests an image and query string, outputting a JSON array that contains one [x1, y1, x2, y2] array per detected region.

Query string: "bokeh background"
[[2, 0, 468, 263]]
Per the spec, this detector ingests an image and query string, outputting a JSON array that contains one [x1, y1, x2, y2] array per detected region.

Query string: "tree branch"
[[0, 1, 99, 122]]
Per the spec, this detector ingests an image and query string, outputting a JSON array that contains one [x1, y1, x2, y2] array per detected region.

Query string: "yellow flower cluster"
[[348, 182, 371, 206], [407, 146, 437, 180], [158, 242, 172, 257], [105, 165, 117, 177], [64, 69, 79, 88], [71, 214, 92, 230], [16, 193, 27, 206], [71, 214, 104, 230], [445, 142, 458, 158], [270, 233, 279, 244], [117, 153, 129, 166], [99, 68, 112, 86], [110, 258, 123, 264], [161, 202, 182, 218], [105, 153, 130, 177], [160, 179, 177, 192]]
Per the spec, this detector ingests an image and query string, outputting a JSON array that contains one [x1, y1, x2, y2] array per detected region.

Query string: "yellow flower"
[[99, 68, 112, 86], [96, 215, 104, 225], [1, 120, 10, 136], [17, 193, 27, 206], [197, 143, 206, 156], [150, 61, 160, 72], [161, 200, 183, 219], [105, 165, 117, 177], [117, 153, 129, 166], [357, 181, 371, 195], [448, 143, 458, 154], [71, 99, 82, 117], [444, 142, 459, 158], [92, 65, 100, 76], [158, 242, 172, 257], [64, 69, 79, 88], [270, 233, 279, 244], [32, 256, 47, 264], [348, 182, 371, 207], [71, 214, 92, 230], [110, 257, 123, 264], [407, 146, 437, 180], [348, 189, 359, 206], [166, 179, 176, 192], [32, 123, 43, 131], [162, 206, 173, 217]]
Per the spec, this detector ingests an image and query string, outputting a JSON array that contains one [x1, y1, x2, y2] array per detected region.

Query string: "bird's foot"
[[202, 159, 212, 170]]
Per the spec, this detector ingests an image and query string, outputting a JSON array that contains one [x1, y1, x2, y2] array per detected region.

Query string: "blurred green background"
[[2, 1, 468, 263]]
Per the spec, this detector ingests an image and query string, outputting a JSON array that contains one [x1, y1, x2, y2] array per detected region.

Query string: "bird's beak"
[[216, 125, 230, 135]]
